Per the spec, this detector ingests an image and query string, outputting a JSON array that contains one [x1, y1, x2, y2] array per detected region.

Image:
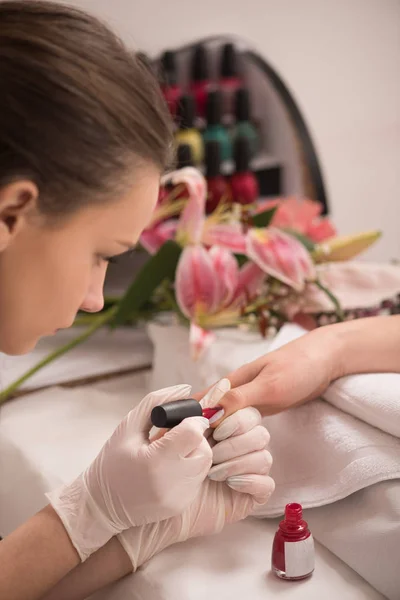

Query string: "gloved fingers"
[[213, 407, 262, 442], [212, 425, 270, 464], [149, 379, 230, 442], [208, 449, 272, 482], [200, 378, 231, 410], [133, 384, 192, 436], [226, 474, 275, 504], [152, 416, 211, 459]]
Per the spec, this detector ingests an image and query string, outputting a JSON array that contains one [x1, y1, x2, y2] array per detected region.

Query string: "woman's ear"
[[0, 180, 38, 251]]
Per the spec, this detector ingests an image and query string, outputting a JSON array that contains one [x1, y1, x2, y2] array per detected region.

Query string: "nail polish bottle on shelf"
[[160, 50, 181, 117], [175, 94, 204, 164], [219, 42, 242, 117], [174, 144, 194, 199], [190, 45, 212, 118], [232, 88, 259, 158], [271, 503, 315, 581], [205, 140, 231, 213], [203, 90, 232, 161], [230, 137, 259, 205]]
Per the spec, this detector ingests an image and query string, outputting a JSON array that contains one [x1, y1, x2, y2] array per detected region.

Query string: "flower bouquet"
[[1, 166, 393, 403]]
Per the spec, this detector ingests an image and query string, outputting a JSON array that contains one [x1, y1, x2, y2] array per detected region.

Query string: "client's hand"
[[118, 380, 274, 570], [194, 325, 341, 423]]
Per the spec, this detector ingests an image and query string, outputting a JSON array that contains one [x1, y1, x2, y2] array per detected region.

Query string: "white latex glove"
[[46, 384, 212, 562], [118, 379, 274, 570]]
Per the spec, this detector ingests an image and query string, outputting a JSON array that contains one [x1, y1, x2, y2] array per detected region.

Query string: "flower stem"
[[0, 305, 118, 405], [314, 279, 345, 322]]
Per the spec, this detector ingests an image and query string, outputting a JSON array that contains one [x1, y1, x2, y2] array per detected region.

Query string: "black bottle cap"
[[177, 144, 194, 169], [191, 44, 209, 82], [176, 94, 195, 129], [160, 50, 177, 86], [234, 136, 251, 172], [206, 90, 222, 126], [205, 140, 222, 178], [151, 398, 203, 428], [235, 88, 251, 122], [220, 43, 239, 78]]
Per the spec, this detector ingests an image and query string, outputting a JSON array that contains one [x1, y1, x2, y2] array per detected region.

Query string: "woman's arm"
[[201, 315, 400, 420], [0, 505, 80, 600], [42, 537, 132, 600]]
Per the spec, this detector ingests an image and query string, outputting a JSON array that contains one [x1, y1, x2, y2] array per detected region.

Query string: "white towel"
[[252, 324, 400, 517]]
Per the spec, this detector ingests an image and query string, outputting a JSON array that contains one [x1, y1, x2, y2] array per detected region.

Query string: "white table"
[[0, 365, 385, 599]]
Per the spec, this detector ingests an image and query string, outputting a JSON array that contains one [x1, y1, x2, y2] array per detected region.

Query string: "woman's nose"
[[80, 270, 106, 313]]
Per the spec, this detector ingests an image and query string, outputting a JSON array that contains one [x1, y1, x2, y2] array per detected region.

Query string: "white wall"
[[68, 0, 400, 261]]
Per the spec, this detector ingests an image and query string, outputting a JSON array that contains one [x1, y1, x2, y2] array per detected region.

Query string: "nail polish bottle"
[[205, 140, 231, 214], [203, 90, 232, 161], [232, 88, 259, 158], [219, 43, 242, 117], [230, 137, 259, 205], [160, 50, 181, 117], [271, 503, 315, 581], [151, 398, 222, 428], [190, 45, 212, 118], [174, 144, 194, 200], [175, 94, 204, 164]]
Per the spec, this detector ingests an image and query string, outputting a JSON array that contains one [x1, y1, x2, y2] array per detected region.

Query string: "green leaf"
[[252, 207, 277, 228], [283, 229, 316, 251], [112, 240, 182, 326], [235, 253, 249, 267]]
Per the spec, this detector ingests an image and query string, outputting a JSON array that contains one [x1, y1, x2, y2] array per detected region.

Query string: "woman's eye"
[[96, 255, 117, 266]]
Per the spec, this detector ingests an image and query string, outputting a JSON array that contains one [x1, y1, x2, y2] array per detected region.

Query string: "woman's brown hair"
[[0, 1, 173, 216]]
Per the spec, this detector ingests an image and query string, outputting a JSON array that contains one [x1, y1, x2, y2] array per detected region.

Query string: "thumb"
[[211, 380, 265, 427]]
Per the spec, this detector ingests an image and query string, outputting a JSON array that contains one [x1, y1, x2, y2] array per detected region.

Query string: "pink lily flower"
[[141, 167, 247, 255], [140, 220, 179, 254], [176, 245, 265, 357], [256, 196, 336, 243], [246, 227, 316, 292]]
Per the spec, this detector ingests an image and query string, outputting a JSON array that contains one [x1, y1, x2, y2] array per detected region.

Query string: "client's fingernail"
[[208, 409, 225, 425]]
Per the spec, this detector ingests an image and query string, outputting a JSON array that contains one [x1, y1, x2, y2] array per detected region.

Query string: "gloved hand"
[[46, 384, 212, 562], [118, 380, 274, 570]]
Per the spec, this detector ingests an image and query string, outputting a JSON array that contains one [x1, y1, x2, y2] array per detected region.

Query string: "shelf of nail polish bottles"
[[153, 36, 328, 208]]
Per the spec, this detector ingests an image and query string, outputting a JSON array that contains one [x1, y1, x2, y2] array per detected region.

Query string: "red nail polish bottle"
[[205, 140, 231, 214], [230, 137, 259, 205], [160, 50, 181, 117], [190, 45, 212, 118], [271, 503, 315, 581]]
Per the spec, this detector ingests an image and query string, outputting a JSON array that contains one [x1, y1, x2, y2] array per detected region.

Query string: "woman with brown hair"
[[0, 2, 274, 598]]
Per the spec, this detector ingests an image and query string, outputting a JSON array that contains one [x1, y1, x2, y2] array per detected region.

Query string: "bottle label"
[[284, 535, 315, 578]]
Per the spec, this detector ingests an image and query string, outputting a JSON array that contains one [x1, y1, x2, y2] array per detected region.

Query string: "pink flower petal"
[[306, 218, 337, 242], [175, 246, 221, 319], [189, 322, 216, 361], [209, 246, 239, 307], [202, 223, 247, 254], [167, 168, 206, 245], [140, 220, 178, 255], [233, 262, 266, 304], [246, 227, 315, 291]]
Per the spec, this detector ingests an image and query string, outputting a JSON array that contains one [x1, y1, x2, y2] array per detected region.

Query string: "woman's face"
[[0, 166, 160, 355]]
